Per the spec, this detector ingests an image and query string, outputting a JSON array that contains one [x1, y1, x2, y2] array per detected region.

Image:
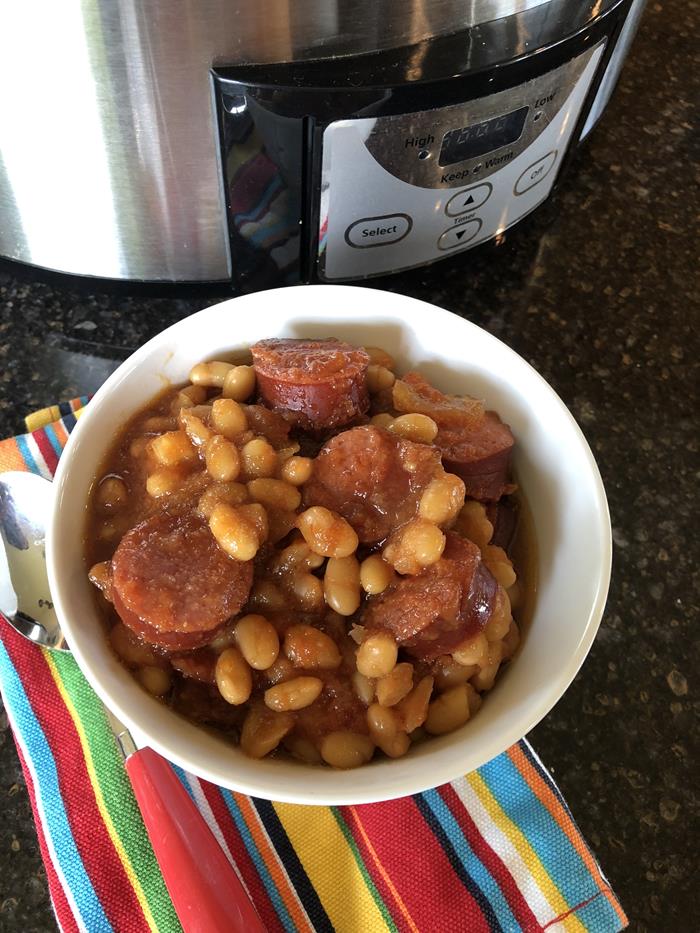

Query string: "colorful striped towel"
[[0, 400, 628, 933]]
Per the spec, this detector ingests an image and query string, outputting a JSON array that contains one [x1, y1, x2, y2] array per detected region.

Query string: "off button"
[[514, 150, 557, 195], [345, 213, 412, 249]]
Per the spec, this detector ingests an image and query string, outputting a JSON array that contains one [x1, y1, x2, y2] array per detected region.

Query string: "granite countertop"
[[0, 3, 697, 930]]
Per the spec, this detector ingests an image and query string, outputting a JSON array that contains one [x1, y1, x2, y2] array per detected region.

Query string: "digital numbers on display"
[[439, 107, 529, 166]]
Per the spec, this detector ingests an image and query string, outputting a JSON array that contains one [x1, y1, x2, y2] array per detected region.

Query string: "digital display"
[[439, 107, 529, 167]]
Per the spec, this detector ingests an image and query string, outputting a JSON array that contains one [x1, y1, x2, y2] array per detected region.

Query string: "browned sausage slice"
[[485, 498, 518, 552], [302, 425, 443, 544], [111, 511, 253, 647], [362, 532, 498, 659], [250, 338, 370, 431], [394, 372, 513, 501], [440, 412, 514, 502], [112, 591, 218, 650]]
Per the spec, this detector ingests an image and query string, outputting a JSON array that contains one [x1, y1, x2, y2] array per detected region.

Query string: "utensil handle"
[[125, 746, 266, 933]]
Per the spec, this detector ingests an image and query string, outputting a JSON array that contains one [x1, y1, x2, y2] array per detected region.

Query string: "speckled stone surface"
[[0, 3, 697, 930]]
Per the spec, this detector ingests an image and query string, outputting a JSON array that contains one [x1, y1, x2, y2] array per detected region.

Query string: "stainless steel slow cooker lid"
[[207, 0, 560, 64], [0, 0, 621, 282]]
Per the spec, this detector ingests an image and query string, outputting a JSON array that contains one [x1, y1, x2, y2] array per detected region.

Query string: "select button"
[[445, 183, 492, 217], [345, 213, 412, 249]]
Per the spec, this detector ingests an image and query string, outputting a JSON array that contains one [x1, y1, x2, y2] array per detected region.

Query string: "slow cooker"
[[0, 0, 646, 290]]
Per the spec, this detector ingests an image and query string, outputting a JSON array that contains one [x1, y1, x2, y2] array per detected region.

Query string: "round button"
[[344, 214, 412, 249], [437, 219, 482, 251], [445, 183, 492, 217], [514, 151, 557, 196]]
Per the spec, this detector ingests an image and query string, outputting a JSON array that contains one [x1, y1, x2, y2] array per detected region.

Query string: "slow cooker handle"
[[126, 746, 267, 933]]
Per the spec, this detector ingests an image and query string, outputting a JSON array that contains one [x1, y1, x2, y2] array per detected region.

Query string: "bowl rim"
[[46, 284, 612, 804]]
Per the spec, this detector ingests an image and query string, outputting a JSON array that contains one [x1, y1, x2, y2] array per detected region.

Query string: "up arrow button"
[[445, 182, 492, 217]]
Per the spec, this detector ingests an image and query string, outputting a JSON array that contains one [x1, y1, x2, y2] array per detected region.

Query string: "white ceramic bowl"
[[47, 285, 611, 805]]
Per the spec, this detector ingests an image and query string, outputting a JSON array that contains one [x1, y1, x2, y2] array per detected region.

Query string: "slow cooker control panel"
[[318, 42, 605, 280]]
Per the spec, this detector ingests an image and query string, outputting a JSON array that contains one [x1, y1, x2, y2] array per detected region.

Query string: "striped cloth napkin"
[[0, 400, 628, 933]]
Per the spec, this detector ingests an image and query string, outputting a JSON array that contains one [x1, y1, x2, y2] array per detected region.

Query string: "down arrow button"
[[437, 218, 483, 251]]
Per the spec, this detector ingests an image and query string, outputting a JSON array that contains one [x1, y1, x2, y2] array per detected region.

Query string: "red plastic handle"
[[125, 747, 266, 933]]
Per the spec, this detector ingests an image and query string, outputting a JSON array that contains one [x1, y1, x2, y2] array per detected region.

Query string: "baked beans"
[[234, 614, 280, 670], [215, 647, 253, 705], [296, 506, 359, 559], [356, 632, 398, 679], [323, 556, 361, 616], [197, 481, 248, 519], [146, 468, 181, 498], [359, 554, 395, 595], [211, 398, 248, 440], [150, 430, 198, 467], [265, 677, 323, 712], [247, 478, 301, 512], [171, 384, 207, 413], [375, 662, 414, 707], [222, 365, 256, 402], [137, 666, 172, 697], [180, 409, 213, 448], [189, 360, 233, 388], [205, 435, 241, 482], [320, 732, 375, 769], [291, 571, 325, 613], [209, 502, 265, 561], [86, 338, 531, 768], [363, 346, 395, 369], [387, 413, 439, 444], [383, 518, 446, 574], [425, 684, 471, 735], [96, 476, 128, 512], [366, 364, 396, 393], [352, 671, 376, 706], [418, 473, 466, 525], [279, 456, 313, 486], [452, 631, 489, 667], [240, 704, 295, 758], [283, 624, 342, 670], [240, 437, 278, 479], [397, 675, 434, 732]]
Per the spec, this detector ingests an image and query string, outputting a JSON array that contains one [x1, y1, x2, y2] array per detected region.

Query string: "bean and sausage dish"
[[85, 339, 533, 769]]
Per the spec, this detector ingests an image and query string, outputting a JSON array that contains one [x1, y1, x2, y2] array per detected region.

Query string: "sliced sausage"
[[250, 338, 370, 431], [440, 412, 514, 502], [393, 372, 514, 501], [111, 511, 253, 647], [485, 498, 518, 553], [362, 532, 498, 659], [302, 425, 443, 545], [111, 591, 217, 650]]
